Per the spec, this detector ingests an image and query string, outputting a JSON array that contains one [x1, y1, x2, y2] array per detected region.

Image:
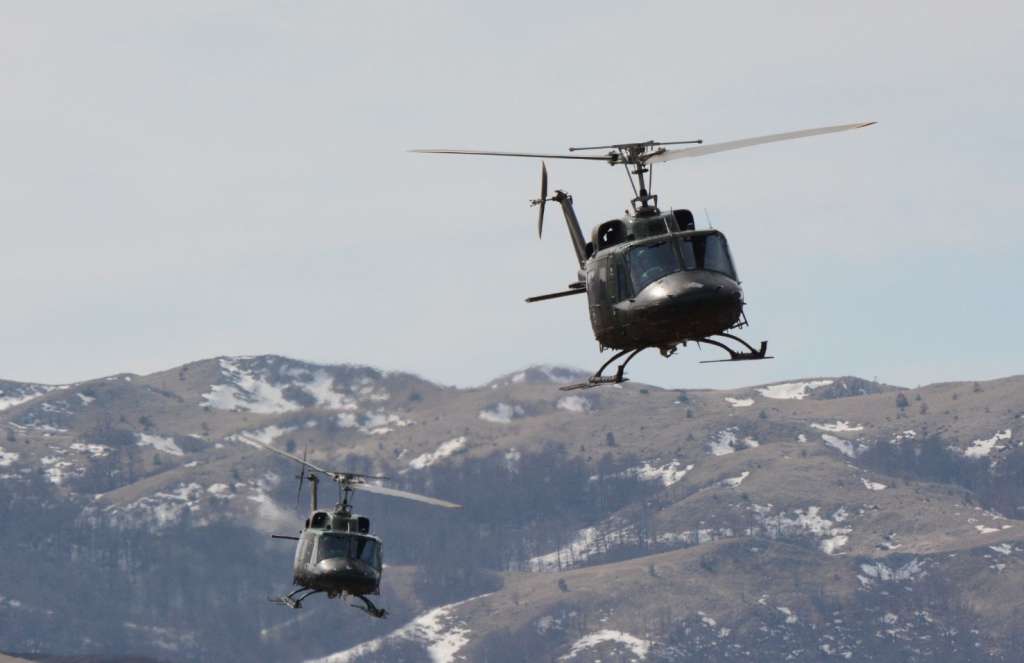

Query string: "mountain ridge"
[[1, 355, 1022, 661]]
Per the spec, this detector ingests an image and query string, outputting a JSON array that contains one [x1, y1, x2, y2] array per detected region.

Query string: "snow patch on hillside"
[[489, 365, 587, 388], [960, 429, 1012, 458], [755, 505, 852, 555], [408, 437, 467, 470], [821, 434, 865, 458], [312, 593, 492, 663], [0, 446, 19, 467], [723, 471, 750, 488], [776, 606, 798, 624], [557, 395, 592, 414], [478, 403, 524, 424], [708, 428, 758, 456], [861, 478, 887, 491], [858, 559, 926, 586], [709, 429, 738, 455], [811, 421, 864, 433], [756, 380, 833, 400], [203, 359, 301, 414], [40, 454, 77, 485], [889, 430, 917, 444], [724, 397, 754, 408], [338, 411, 413, 436], [233, 424, 295, 449], [207, 483, 231, 498], [504, 448, 521, 471], [301, 370, 359, 410], [0, 384, 60, 411], [70, 442, 110, 457], [202, 358, 392, 414], [110, 483, 205, 528], [634, 460, 693, 487], [529, 526, 602, 571], [137, 434, 183, 456], [561, 629, 650, 661]]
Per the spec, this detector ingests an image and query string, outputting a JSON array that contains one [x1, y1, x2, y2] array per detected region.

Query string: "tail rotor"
[[529, 162, 549, 238]]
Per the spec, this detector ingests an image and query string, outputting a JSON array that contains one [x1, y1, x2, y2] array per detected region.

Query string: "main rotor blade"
[[351, 481, 462, 509], [645, 122, 876, 164], [411, 148, 609, 161], [239, 435, 386, 481]]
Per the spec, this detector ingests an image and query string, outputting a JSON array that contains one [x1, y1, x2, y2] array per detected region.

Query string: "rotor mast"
[[568, 139, 703, 214]]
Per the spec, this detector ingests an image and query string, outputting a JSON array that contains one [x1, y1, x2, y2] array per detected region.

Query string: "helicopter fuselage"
[[417, 121, 874, 386], [578, 210, 745, 351], [290, 510, 383, 598]]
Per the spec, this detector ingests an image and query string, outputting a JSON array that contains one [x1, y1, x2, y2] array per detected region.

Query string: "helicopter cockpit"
[[316, 532, 382, 570], [628, 231, 737, 293]]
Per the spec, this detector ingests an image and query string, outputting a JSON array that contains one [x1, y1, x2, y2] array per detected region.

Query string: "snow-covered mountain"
[[2, 356, 1023, 662]]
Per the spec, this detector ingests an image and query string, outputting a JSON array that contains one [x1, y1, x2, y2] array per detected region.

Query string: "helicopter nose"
[[637, 271, 741, 307], [317, 558, 355, 574], [315, 558, 379, 582], [633, 271, 743, 336]]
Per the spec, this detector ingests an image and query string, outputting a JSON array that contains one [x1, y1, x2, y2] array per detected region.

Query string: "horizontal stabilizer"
[[526, 288, 587, 303]]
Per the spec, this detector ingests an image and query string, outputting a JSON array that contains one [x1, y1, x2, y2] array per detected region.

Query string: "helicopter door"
[[293, 532, 315, 578], [587, 257, 615, 332]]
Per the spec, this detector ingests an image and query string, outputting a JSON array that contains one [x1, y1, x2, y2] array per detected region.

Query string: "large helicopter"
[[249, 438, 461, 618], [414, 122, 874, 389]]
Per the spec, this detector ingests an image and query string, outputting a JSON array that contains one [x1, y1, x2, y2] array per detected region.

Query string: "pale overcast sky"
[[1, 1, 1021, 389]]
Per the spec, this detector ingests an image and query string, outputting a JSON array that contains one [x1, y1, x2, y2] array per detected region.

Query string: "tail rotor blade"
[[537, 162, 548, 238], [295, 445, 308, 510]]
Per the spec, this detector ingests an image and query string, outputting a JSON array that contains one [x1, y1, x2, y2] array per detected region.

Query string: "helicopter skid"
[[697, 334, 772, 363], [561, 334, 770, 389], [350, 595, 389, 619], [560, 374, 627, 391], [560, 348, 644, 391], [269, 587, 321, 609]]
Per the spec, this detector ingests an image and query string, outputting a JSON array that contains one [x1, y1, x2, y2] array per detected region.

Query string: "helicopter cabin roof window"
[[594, 219, 628, 251], [632, 214, 679, 240], [628, 241, 681, 292], [317, 533, 382, 569], [672, 209, 696, 231]]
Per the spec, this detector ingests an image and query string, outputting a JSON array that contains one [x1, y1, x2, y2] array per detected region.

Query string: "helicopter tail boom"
[[551, 191, 588, 268]]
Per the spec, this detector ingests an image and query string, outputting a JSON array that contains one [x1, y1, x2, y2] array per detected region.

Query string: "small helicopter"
[[250, 438, 461, 618], [414, 122, 874, 389]]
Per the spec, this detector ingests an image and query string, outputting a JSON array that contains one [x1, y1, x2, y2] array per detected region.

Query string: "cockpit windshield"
[[629, 241, 680, 292], [317, 534, 381, 569], [628, 232, 736, 292]]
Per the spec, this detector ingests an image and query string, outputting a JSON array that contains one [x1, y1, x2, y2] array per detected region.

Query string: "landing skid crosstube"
[[269, 587, 321, 609], [269, 588, 388, 619], [560, 334, 770, 390]]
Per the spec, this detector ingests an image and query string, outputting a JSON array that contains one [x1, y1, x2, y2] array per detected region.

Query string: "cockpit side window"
[[628, 241, 681, 292], [702, 234, 734, 276], [678, 238, 697, 270], [354, 537, 381, 569], [296, 535, 314, 566], [675, 234, 736, 278]]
